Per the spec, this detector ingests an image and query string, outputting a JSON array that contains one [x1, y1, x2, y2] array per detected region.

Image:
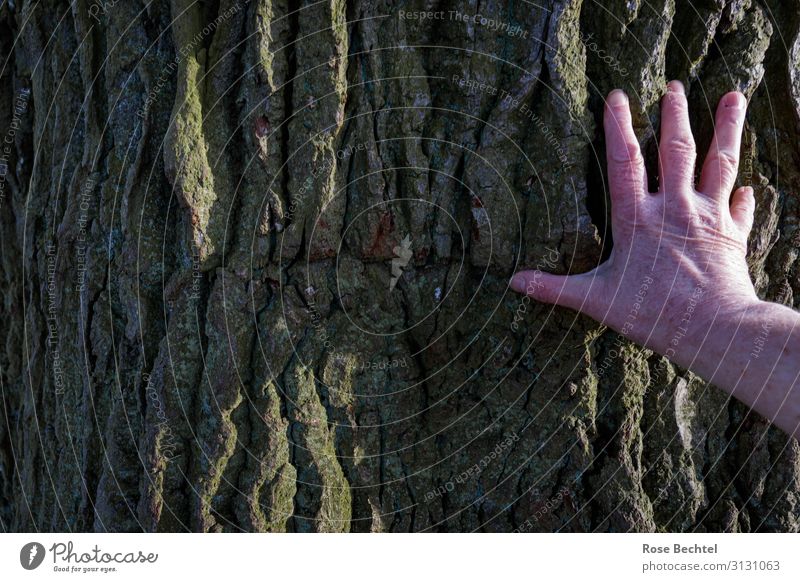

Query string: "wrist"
[[657, 291, 763, 370], [672, 296, 782, 391]]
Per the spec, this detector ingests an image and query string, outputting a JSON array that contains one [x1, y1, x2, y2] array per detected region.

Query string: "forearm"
[[669, 299, 800, 439]]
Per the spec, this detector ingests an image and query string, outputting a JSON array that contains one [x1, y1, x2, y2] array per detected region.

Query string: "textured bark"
[[1, 0, 799, 532]]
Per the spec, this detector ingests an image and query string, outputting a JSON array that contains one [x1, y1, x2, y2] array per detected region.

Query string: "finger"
[[658, 80, 696, 194], [698, 91, 747, 197], [510, 270, 594, 313], [604, 89, 647, 203], [729, 186, 755, 236]]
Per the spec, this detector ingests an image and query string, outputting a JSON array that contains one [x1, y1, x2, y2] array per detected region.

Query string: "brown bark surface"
[[1, 0, 799, 532]]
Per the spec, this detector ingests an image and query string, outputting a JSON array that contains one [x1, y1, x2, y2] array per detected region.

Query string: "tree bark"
[[1, 0, 799, 532]]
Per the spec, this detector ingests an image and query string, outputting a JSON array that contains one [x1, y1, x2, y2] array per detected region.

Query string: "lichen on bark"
[[1, 0, 799, 533]]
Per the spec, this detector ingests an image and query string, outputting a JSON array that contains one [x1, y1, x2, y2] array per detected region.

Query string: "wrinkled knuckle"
[[707, 150, 739, 186], [610, 141, 644, 165], [666, 136, 696, 159], [715, 149, 739, 171]]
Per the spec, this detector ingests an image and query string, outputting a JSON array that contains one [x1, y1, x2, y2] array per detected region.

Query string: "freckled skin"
[[512, 81, 800, 440]]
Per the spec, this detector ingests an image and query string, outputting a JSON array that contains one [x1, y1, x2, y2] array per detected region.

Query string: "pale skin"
[[511, 81, 800, 440]]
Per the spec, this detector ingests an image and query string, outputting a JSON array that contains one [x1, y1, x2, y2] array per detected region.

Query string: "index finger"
[[604, 90, 648, 204]]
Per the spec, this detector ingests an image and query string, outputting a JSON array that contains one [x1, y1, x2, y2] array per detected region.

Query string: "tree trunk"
[[1, 0, 799, 533]]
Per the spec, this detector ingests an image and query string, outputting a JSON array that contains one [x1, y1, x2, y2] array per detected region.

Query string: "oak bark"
[[1, 0, 799, 532]]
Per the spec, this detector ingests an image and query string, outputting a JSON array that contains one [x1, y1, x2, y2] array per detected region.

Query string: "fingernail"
[[607, 89, 628, 107], [667, 80, 685, 94], [510, 273, 527, 294], [723, 92, 746, 109]]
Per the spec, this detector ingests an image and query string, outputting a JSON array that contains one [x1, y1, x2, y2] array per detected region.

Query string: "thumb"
[[510, 270, 592, 313]]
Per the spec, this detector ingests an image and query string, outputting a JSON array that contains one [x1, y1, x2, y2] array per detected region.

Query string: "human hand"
[[511, 81, 758, 363]]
